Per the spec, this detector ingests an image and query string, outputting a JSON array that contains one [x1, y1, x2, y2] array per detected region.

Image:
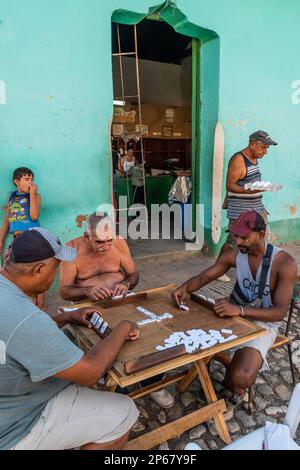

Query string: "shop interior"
[[111, 18, 193, 255]]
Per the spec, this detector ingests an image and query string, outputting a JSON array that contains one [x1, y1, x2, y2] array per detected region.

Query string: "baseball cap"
[[10, 227, 77, 263], [249, 130, 277, 146], [226, 211, 266, 237]]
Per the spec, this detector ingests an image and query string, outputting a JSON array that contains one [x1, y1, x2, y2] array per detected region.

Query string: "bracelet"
[[239, 305, 245, 317]]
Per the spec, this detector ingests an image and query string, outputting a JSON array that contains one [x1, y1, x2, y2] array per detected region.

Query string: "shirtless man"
[[60, 213, 139, 301], [172, 211, 296, 397], [60, 213, 174, 409]]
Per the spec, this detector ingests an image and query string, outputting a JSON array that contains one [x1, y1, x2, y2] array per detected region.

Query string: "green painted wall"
[[1, 0, 300, 253]]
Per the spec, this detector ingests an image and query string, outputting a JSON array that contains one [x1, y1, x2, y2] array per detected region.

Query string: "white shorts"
[[12, 385, 139, 450], [230, 321, 277, 370]]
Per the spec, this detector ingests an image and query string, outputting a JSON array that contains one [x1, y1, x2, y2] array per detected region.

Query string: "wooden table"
[[67, 285, 266, 450]]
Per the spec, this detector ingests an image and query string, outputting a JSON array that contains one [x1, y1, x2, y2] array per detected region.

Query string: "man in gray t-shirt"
[[0, 228, 139, 450]]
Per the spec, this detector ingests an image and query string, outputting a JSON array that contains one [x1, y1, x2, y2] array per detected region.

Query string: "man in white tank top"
[[172, 211, 296, 398]]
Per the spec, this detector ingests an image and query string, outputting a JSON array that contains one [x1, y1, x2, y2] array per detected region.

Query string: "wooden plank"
[[100, 292, 148, 309], [59, 284, 175, 311], [72, 284, 266, 387], [105, 375, 117, 388], [124, 400, 227, 450], [124, 345, 186, 374], [195, 360, 231, 444], [99, 286, 265, 365], [82, 325, 266, 388], [190, 292, 215, 311], [270, 335, 289, 349], [212, 121, 225, 245], [128, 372, 187, 400]]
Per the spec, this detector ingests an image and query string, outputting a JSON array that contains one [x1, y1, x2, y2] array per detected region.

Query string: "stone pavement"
[[46, 241, 300, 450]]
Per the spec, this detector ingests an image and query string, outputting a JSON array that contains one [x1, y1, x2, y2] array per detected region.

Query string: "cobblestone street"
[[46, 241, 300, 450]]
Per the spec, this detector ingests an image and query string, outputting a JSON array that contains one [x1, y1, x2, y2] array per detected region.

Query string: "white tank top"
[[123, 160, 134, 173]]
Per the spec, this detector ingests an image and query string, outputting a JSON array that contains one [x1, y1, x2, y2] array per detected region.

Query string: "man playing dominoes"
[[0, 228, 139, 450], [60, 213, 174, 408], [172, 211, 296, 397], [60, 213, 139, 301]]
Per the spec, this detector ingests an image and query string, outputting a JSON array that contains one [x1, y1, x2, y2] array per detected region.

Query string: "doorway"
[[111, 17, 198, 258]]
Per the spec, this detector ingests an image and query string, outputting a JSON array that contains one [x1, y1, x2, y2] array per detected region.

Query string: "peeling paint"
[[289, 206, 297, 216], [269, 231, 280, 244], [226, 118, 247, 127], [201, 244, 210, 255]]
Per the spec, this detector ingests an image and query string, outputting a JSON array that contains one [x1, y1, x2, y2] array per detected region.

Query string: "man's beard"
[[238, 242, 257, 254]]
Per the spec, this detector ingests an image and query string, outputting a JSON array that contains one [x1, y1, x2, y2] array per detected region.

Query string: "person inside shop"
[[118, 147, 135, 175], [128, 155, 145, 206]]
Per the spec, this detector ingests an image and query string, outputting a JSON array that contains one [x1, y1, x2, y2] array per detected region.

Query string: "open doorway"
[[111, 18, 196, 258]]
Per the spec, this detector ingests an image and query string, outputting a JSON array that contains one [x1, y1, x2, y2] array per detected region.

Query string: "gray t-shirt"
[[128, 165, 144, 187], [0, 274, 84, 450]]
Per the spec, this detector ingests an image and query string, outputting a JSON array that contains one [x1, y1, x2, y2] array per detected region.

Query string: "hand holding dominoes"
[[171, 286, 188, 308], [58, 306, 101, 329], [214, 299, 241, 318], [89, 312, 140, 341]]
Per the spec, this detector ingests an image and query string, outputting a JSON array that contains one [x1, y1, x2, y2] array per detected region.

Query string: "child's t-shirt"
[[8, 191, 40, 233]]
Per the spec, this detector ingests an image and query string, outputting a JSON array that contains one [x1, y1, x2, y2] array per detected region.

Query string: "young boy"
[[0, 168, 43, 305], [128, 155, 145, 205], [0, 168, 41, 257]]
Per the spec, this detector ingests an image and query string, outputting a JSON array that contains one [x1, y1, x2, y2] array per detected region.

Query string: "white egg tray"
[[244, 181, 283, 192]]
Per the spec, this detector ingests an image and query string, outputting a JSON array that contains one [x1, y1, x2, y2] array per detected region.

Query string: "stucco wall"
[[0, 0, 300, 249], [113, 56, 192, 107]]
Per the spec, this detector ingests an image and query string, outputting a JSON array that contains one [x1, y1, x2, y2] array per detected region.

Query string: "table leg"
[[195, 359, 231, 445], [177, 357, 212, 393], [105, 375, 118, 392]]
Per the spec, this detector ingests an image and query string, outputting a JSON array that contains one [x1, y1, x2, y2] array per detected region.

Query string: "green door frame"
[[192, 38, 201, 231], [112, 2, 220, 253]]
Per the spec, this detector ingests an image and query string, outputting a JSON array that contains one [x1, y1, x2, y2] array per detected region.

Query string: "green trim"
[[112, 3, 217, 40], [199, 37, 220, 253], [146, 15, 165, 22], [112, 3, 164, 25]]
